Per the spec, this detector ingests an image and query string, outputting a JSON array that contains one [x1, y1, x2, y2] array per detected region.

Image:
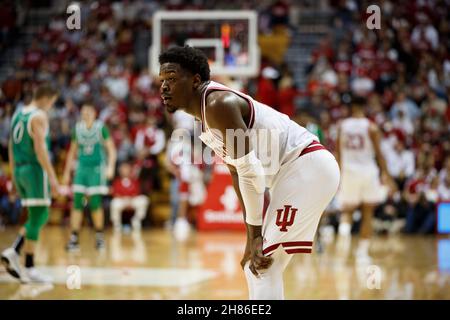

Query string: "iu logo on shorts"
[[276, 205, 298, 232]]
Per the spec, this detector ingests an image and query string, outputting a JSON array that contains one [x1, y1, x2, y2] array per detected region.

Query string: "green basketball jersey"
[[73, 120, 110, 166], [11, 106, 50, 166]]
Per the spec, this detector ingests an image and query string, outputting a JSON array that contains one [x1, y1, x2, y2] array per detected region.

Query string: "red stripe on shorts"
[[285, 248, 312, 254], [263, 241, 314, 255], [262, 243, 281, 255], [299, 141, 327, 157], [282, 241, 313, 248]]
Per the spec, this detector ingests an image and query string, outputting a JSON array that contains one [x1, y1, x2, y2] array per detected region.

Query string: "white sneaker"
[[24, 267, 53, 284], [338, 222, 352, 237], [1, 247, 24, 281], [173, 217, 190, 242]]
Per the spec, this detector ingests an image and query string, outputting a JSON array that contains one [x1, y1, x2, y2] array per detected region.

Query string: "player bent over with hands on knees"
[[158, 46, 341, 299]]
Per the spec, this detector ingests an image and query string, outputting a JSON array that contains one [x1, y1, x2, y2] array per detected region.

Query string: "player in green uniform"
[[62, 101, 116, 251], [1, 84, 60, 283]]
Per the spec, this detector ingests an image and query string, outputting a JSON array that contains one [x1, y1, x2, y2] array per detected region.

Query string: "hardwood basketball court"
[[1, 225, 449, 300]]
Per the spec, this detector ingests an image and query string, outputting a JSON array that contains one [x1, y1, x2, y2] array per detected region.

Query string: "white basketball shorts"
[[262, 142, 340, 256], [336, 166, 386, 208]]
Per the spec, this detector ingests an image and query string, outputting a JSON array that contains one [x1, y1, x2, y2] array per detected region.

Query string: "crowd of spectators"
[[302, 0, 450, 234], [0, 0, 449, 235], [0, 0, 295, 228]]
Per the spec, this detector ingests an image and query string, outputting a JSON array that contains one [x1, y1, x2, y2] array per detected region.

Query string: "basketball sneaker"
[[173, 217, 190, 242], [23, 267, 53, 284], [95, 232, 105, 250], [65, 234, 80, 252], [1, 247, 24, 281]]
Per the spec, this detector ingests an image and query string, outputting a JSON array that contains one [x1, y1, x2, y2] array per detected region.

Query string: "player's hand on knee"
[[240, 251, 251, 270], [249, 236, 273, 276]]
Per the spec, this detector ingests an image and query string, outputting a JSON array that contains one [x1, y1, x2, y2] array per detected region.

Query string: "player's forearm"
[[107, 143, 117, 169], [369, 125, 389, 175], [8, 139, 15, 182], [63, 146, 76, 177], [246, 224, 262, 239], [374, 146, 389, 175], [238, 180, 264, 226], [226, 150, 265, 226], [229, 168, 248, 226], [377, 154, 389, 175], [228, 167, 255, 241], [35, 143, 57, 181]]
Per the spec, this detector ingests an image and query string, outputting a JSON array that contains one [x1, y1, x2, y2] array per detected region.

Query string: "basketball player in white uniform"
[[336, 96, 393, 257], [158, 46, 340, 300]]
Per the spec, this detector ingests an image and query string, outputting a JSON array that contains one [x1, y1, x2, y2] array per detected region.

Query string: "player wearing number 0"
[[1, 84, 60, 283], [335, 96, 394, 258], [158, 46, 340, 300], [63, 101, 116, 252]]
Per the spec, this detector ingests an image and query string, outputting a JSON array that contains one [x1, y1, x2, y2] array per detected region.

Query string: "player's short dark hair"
[[159, 46, 210, 82], [33, 83, 58, 100], [351, 96, 367, 108], [81, 98, 96, 109]]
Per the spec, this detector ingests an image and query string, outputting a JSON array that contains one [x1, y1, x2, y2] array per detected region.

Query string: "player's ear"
[[192, 74, 202, 90]]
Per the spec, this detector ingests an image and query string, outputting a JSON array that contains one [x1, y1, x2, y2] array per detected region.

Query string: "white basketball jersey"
[[339, 117, 378, 171], [198, 81, 317, 187]]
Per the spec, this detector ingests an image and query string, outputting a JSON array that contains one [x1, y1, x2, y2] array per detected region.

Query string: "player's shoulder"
[[206, 90, 238, 108], [205, 90, 243, 121], [30, 108, 47, 123]]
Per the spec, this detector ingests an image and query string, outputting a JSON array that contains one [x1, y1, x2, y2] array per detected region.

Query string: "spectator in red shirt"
[[110, 161, 149, 232], [257, 77, 278, 107], [22, 39, 44, 71], [134, 116, 165, 193], [278, 75, 298, 117]]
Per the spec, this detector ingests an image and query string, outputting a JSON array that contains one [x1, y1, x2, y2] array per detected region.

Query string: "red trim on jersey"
[[200, 86, 207, 132]]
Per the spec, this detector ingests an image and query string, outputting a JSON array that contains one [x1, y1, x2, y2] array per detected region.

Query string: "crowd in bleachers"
[[0, 0, 449, 234], [303, 0, 450, 234]]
